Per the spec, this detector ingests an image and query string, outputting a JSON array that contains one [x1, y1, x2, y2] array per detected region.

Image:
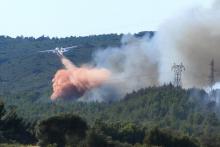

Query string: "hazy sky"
[[0, 0, 214, 37]]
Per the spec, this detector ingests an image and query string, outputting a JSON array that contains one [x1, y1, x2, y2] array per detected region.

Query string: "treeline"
[[0, 108, 199, 147], [0, 101, 36, 144], [35, 114, 199, 147], [0, 85, 220, 146]]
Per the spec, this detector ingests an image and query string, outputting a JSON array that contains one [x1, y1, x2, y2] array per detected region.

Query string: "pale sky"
[[0, 0, 214, 37]]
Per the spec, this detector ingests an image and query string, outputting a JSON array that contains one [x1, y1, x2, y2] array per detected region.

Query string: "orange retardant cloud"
[[51, 57, 110, 100]]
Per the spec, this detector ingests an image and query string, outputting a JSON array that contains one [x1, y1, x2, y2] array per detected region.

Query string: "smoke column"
[[84, 34, 159, 101], [84, 0, 220, 101], [51, 56, 110, 100], [154, 1, 220, 88], [51, 0, 220, 101]]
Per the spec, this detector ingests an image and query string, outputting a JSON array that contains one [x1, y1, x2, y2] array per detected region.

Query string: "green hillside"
[[0, 32, 220, 146], [0, 34, 123, 98], [1, 84, 220, 146]]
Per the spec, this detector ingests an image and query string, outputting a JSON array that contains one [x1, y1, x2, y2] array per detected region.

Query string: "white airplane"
[[39, 46, 77, 56]]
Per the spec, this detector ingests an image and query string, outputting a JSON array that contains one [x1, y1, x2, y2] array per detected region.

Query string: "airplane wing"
[[63, 45, 78, 49], [39, 49, 55, 53], [61, 46, 77, 52]]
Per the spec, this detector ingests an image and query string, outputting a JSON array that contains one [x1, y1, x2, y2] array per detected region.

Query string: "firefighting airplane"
[[39, 46, 77, 56]]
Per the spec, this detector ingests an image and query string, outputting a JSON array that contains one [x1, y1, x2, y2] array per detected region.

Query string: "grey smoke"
[[155, 5, 220, 88], [80, 34, 159, 101], [80, 1, 220, 101]]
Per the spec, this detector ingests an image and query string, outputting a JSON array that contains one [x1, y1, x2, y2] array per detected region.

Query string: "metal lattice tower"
[[171, 63, 185, 87], [209, 59, 215, 91]]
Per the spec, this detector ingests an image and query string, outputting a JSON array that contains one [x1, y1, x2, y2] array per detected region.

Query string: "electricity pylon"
[[209, 59, 215, 91], [171, 63, 185, 87]]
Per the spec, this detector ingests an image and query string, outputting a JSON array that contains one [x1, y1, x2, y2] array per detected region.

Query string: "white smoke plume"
[[52, 0, 220, 102], [80, 1, 220, 101], [155, 4, 220, 88], [79, 34, 159, 101]]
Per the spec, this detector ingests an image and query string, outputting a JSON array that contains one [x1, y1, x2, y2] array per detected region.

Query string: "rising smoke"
[[52, 1, 220, 101], [155, 2, 220, 88], [82, 34, 159, 101]]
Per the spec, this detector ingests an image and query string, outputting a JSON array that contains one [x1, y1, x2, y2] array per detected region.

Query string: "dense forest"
[[0, 32, 220, 146]]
